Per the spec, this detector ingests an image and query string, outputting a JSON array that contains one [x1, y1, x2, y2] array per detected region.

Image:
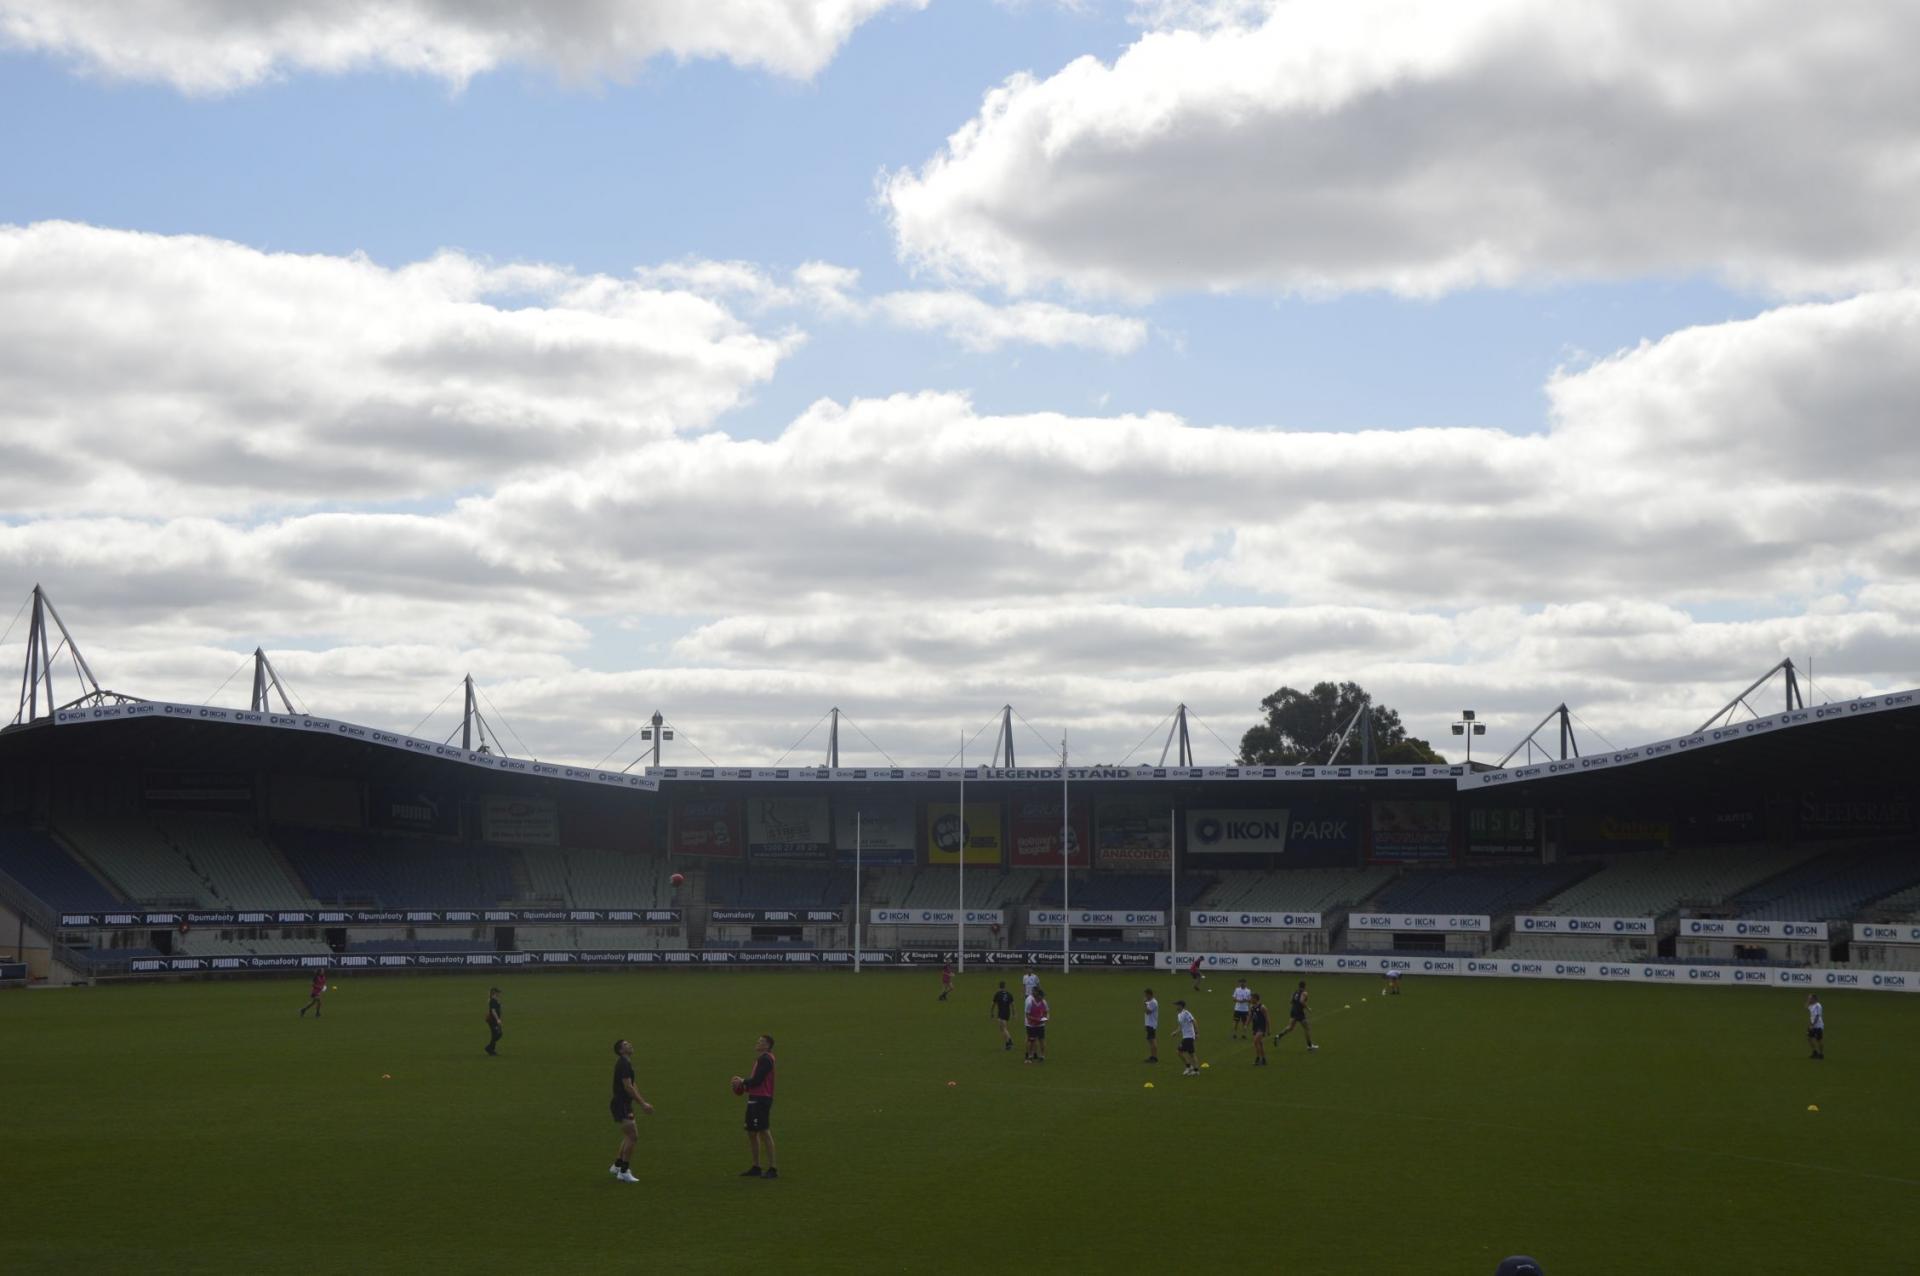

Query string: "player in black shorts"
[[736, 1034, 779, 1179], [1278, 980, 1317, 1051], [608, 1039, 653, 1183], [991, 981, 1014, 1051], [485, 987, 503, 1056], [1249, 993, 1270, 1066]]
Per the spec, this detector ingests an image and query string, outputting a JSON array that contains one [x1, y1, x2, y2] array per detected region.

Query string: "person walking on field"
[[991, 981, 1015, 1050], [1277, 980, 1318, 1051], [485, 986, 503, 1055]]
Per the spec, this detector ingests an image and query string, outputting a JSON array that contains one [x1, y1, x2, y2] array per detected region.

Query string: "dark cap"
[[1494, 1257, 1544, 1275]]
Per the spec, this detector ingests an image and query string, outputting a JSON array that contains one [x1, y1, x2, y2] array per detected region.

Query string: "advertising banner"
[[1348, 912, 1491, 933], [1797, 794, 1915, 837], [1679, 918, 1829, 941], [1279, 803, 1362, 864], [63, 908, 683, 928], [745, 796, 832, 861], [1467, 807, 1537, 857], [868, 909, 1005, 926], [926, 802, 1003, 865], [1368, 801, 1454, 862], [1188, 910, 1322, 930], [708, 908, 844, 924], [370, 784, 459, 836], [1009, 795, 1091, 868], [1855, 924, 1920, 945], [672, 799, 743, 858], [1186, 808, 1287, 854], [1095, 799, 1171, 866], [832, 797, 917, 865], [1028, 908, 1166, 927], [1513, 915, 1655, 936], [1567, 811, 1673, 852], [481, 795, 559, 846]]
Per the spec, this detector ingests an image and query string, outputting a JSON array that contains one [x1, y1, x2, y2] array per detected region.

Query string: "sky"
[[1, 0, 1916, 771]]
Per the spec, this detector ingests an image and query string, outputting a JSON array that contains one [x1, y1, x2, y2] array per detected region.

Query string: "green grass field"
[[2, 969, 1913, 1274]]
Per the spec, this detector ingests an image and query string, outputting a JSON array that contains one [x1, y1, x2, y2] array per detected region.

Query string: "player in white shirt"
[[1022, 968, 1040, 999], [1142, 988, 1160, 1064], [1230, 979, 1253, 1038], [1806, 993, 1825, 1059], [1175, 999, 1200, 1075], [1383, 968, 1402, 996]]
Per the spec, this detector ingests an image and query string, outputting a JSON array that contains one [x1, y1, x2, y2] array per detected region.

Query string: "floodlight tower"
[[1451, 709, 1487, 767], [641, 711, 674, 768]]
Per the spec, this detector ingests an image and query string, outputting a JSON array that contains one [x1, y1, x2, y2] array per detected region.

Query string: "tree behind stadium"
[[1237, 681, 1445, 765]]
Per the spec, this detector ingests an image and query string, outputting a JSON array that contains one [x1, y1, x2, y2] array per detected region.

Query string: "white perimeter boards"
[[1348, 913, 1491, 933], [1513, 915, 1656, 936], [1159, 951, 1920, 993]]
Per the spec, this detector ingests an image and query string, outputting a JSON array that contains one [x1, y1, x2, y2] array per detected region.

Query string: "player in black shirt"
[[485, 987, 503, 1056], [1277, 980, 1318, 1051], [990, 981, 1014, 1051], [1249, 993, 1271, 1066], [608, 1039, 653, 1183]]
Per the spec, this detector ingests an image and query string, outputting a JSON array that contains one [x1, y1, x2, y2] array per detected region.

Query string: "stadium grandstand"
[[2, 595, 1917, 992]]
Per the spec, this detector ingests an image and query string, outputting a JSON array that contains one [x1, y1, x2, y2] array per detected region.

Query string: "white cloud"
[[885, 0, 1920, 299], [0, 222, 794, 517], [631, 255, 1144, 352], [873, 291, 1146, 353], [5, 245, 1917, 761], [0, 0, 925, 92]]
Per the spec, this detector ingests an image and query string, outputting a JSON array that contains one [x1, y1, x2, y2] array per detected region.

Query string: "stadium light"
[[1451, 709, 1487, 767], [639, 710, 674, 768]]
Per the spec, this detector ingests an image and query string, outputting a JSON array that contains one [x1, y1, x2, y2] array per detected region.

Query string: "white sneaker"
[[616, 1169, 640, 1183], [1308, 1044, 1320, 1051]]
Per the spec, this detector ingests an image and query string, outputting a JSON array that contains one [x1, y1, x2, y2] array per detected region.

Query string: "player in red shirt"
[[1188, 955, 1205, 991], [938, 962, 954, 1002], [299, 967, 328, 1018]]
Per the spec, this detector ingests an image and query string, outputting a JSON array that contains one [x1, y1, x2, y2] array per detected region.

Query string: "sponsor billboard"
[[1567, 811, 1672, 852], [926, 802, 1003, 865], [1278, 803, 1362, 864], [1009, 795, 1091, 868], [1513, 915, 1656, 936], [481, 795, 559, 846], [1855, 924, 1920, 945], [672, 799, 743, 858], [868, 909, 1006, 926], [1680, 918, 1829, 941], [370, 784, 459, 836], [143, 769, 254, 812], [708, 908, 844, 924], [1467, 806, 1537, 857], [1368, 800, 1454, 863], [1186, 808, 1287, 854], [1028, 909, 1167, 927], [1797, 794, 1915, 837], [62, 908, 683, 928], [745, 796, 833, 861], [1187, 911, 1322, 930], [832, 797, 917, 865], [1348, 912, 1491, 933], [1094, 799, 1171, 866]]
